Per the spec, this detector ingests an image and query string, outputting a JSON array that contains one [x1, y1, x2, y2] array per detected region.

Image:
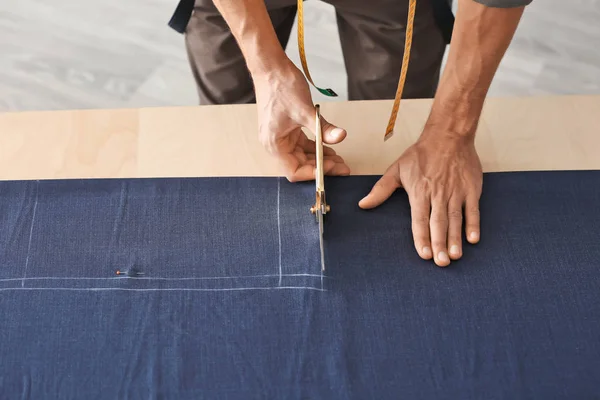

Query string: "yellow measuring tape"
[[296, 0, 337, 97], [296, 0, 417, 140]]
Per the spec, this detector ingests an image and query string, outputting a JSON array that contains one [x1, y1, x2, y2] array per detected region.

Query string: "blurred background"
[[1, 0, 599, 112]]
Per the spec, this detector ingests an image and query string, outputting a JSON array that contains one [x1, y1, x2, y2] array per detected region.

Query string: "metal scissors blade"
[[310, 104, 328, 272], [318, 210, 325, 272]]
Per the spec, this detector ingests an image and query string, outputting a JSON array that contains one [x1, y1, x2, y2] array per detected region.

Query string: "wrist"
[[424, 74, 486, 140], [246, 47, 291, 79], [426, 101, 482, 141], [249, 54, 295, 83]]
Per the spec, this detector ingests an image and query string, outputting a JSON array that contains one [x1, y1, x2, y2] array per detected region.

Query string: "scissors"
[[310, 104, 329, 272]]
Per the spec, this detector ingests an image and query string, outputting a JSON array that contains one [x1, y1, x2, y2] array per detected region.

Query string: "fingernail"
[[450, 245, 460, 256], [438, 251, 449, 264], [330, 127, 344, 139], [469, 232, 479, 242], [422, 246, 432, 258]]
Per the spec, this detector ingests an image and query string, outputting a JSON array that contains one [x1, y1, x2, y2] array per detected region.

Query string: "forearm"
[[426, 0, 525, 138], [212, 0, 290, 77]]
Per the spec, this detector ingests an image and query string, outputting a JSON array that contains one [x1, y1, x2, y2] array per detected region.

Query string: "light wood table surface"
[[0, 95, 598, 181]]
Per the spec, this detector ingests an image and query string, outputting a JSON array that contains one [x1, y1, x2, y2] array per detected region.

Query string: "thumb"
[[359, 174, 401, 209], [300, 103, 347, 144], [321, 116, 347, 145]]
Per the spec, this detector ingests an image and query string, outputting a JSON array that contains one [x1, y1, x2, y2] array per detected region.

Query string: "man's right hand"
[[253, 60, 351, 182], [210, 0, 349, 181]]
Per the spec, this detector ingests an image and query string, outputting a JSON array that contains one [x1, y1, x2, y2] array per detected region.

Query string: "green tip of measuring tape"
[[317, 87, 338, 97]]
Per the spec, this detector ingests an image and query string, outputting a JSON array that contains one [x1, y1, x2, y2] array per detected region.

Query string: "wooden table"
[[1, 95, 599, 181]]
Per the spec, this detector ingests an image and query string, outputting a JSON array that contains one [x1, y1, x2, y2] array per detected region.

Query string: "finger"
[[321, 116, 347, 145], [465, 195, 481, 244], [323, 146, 337, 156], [430, 198, 450, 267], [358, 173, 401, 209], [300, 135, 338, 157], [293, 148, 308, 163], [307, 153, 343, 163], [287, 163, 316, 182], [308, 153, 348, 174], [323, 159, 351, 176], [279, 152, 315, 182], [324, 154, 345, 164], [447, 197, 463, 260], [409, 195, 433, 260], [300, 137, 316, 154], [299, 139, 337, 157], [298, 105, 347, 145]]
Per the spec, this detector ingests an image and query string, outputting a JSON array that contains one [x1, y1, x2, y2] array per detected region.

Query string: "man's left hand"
[[358, 129, 483, 267]]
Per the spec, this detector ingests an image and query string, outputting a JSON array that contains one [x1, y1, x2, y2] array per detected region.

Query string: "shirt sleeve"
[[472, 0, 533, 7]]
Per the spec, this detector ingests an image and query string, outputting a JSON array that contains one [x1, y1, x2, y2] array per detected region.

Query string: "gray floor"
[[0, 0, 599, 112]]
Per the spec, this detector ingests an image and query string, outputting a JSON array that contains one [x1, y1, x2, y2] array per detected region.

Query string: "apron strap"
[[430, 0, 455, 44], [167, 0, 454, 44], [168, 0, 195, 34]]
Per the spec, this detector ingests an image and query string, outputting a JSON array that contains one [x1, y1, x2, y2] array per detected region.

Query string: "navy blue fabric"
[[1, 171, 599, 399]]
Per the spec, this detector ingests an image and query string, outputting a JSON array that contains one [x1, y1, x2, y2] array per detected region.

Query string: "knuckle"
[[412, 215, 429, 225], [416, 179, 430, 194], [469, 187, 482, 198], [448, 210, 463, 220], [375, 179, 388, 190], [469, 179, 483, 192], [384, 172, 401, 185], [448, 233, 462, 243], [430, 214, 448, 225], [408, 192, 427, 207], [431, 240, 447, 250], [321, 121, 333, 133], [466, 206, 480, 216]]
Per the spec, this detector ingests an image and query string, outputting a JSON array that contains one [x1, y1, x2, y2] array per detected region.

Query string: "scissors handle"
[[315, 104, 325, 193]]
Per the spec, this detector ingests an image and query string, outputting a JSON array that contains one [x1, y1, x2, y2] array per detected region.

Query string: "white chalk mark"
[[21, 181, 39, 288], [0, 273, 326, 283], [277, 177, 283, 286], [7, 178, 329, 294], [321, 268, 324, 291], [0, 286, 326, 292]]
